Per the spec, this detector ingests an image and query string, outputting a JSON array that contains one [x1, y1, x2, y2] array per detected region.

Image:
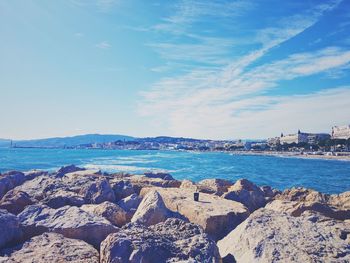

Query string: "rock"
[[15, 175, 57, 200], [18, 204, 118, 247], [180, 179, 197, 191], [222, 179, 266, 212], [81, 201, 127, 227], [42, 189, 85, 209], [0, 176, 13, 201], [144, 172, 175, 180], [55, 165, 86, 177], [24, 170, 48, 181], [3, 233, 99, 263], [112, 180, 135, 201], [260, 185, 280, 200], [217, 208, 350, 263], [79, 178, 116, 204], [109, 175, 181, 195], [117, 193, 142, 221], [0, 171, 26, 200], [100, 218, 221, 263], [198, 178, 233, 195], [117, 193, 142, 212], [0, 190, 33, 214], [0, 210, 22, 249], [131, 190, 185, 226], [140, 187, 249, 241], [274, 187, 350, 220]]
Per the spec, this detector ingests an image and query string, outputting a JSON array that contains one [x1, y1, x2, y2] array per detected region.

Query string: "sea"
[[0, 147, 349, 194]]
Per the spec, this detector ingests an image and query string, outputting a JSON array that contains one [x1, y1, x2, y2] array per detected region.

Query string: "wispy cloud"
[[137, 0, 348, 139], [96, 41, 111, 49]]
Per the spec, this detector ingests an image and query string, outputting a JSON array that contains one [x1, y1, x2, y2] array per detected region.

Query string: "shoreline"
[[4, 146, 350, 161], [230, 150, 350, 161]]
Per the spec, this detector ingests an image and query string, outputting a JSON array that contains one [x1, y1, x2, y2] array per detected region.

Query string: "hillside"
[[12, 134, 135, 148]]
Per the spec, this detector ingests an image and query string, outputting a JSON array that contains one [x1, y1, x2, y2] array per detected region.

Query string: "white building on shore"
[[332, 125, 350, 140], [280, 131, 330, 145]]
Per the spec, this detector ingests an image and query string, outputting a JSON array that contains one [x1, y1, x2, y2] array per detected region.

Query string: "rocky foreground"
[[0, 166, 349, 263]]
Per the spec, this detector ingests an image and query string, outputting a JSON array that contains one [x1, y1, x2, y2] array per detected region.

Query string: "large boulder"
[[112, 180, 136, 201], [198, 178, 233, 195], [131, 190, 185, 226], [117, 193, 142, 221], [79, 178, 116, 204], [0, 210, 22, 249], [2, 233, 99, 263], [273, 187, 350, 220], [81, 201, 127, 227], [217, 209, 350, 263], [18, 204, 118, 247], [0, 171, 26, 199], [222, 179, 267, 213], [180, 179, 233, 196], [140, 187, 249, 241], [100, 218, 221, 263], [0, 190, 33, 214], [14, 175, 58, 201], [42, 189, 85, 209]]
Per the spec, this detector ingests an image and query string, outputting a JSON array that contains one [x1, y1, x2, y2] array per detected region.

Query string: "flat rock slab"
[[2, 233, 99, 263], [217, 208, 350, 263], [100, 218, 220, 263], [140, 187, 249, 241], [18, 204, 118, 247]]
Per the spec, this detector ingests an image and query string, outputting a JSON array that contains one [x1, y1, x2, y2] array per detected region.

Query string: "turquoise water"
[[0, 148, 349, 194]]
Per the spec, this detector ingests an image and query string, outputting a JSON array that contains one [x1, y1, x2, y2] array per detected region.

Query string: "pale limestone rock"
[[18, 204, 118, 247], [217, 208, 350, 263], [117, 193, 142, 221], [131, 190, 185, 226], [222, 179, 267, 212], [140, 187, 249, 240], [100, 218, 220, 263], [3, 233, 99, 263], [274, 187, 350, 220], [198, 178, 233, 195], [81, 201, 127, 227]]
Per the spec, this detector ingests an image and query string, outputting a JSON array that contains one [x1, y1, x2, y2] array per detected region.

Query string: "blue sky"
[[0, 0, 350, 140]]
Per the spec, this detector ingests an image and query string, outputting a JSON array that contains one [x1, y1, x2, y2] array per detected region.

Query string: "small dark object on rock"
[[194, 192, 199, 202]]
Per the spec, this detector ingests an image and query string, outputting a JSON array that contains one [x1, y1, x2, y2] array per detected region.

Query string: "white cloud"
[[96, 41, 111, 49], [139, 46, 350, 139], [137, 0, 347, 139]]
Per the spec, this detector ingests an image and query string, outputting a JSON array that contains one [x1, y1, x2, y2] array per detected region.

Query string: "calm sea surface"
[[0, 148, 349, 194]]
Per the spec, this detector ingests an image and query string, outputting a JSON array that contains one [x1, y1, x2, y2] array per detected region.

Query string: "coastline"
[[231, 150, 350, 161]]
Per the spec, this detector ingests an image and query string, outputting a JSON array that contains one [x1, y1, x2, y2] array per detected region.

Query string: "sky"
[[0, 0, 350, 140]]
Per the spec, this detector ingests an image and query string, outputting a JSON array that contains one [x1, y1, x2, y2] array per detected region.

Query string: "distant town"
[[49, 124, 350, 154], [5, 124, 350, 155]]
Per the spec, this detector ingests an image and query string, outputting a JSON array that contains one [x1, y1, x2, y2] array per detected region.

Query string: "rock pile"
[[0, 165, 349, 262]]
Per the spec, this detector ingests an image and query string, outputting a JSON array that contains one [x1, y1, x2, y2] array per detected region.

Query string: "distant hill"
[[12, 134, 135, 148]]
